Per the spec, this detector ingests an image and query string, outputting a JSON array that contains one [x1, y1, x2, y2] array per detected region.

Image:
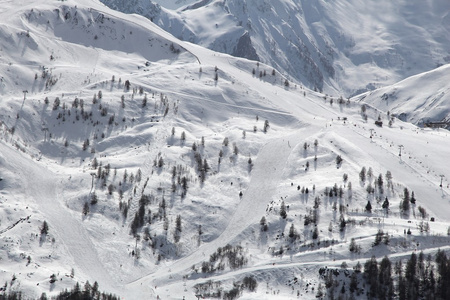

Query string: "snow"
[[151, 0, 199, 11], [100, 0, 450, 97], [355, 64, 450, 125], [0, 0, 450, 299]]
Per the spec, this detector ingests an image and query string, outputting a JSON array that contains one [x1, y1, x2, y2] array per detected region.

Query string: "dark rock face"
[[232, 32, 259, 61], [182, 0, 213, 11], [100, 0, 162, 21]]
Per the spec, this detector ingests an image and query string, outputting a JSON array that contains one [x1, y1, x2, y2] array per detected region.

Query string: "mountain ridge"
[[100, 0, 450, 96]]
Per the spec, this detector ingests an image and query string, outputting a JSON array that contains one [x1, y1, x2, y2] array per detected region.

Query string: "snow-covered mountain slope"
[[1, 0, 450, 299], [152, 0, 198, 10], [355, 64, 450, 126], [99, 0, 450, 96]]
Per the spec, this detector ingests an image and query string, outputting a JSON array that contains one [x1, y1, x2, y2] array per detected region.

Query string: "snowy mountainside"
[[355, 64, 450, 126], [0, 0, 195, 97], [1, 0, 450, 299], [152, 0, 199, 10], [100, 0, 450, 96]]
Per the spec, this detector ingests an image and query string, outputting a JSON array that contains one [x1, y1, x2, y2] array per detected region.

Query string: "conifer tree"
[[90, 192, 98, 205], [359, 167, 366, 182], [280, 201, 287, 219], [263, 120, 269, 132], [288, 224, 296, 238], [83, 201, 90, 215], [40, 221, 49, 235], [365, 201, 372, 212], [260, 216, 268, 231], [174, 215, 182, 243]]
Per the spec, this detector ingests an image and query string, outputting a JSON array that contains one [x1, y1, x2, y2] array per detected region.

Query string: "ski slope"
[[0, 0, 449, 299]]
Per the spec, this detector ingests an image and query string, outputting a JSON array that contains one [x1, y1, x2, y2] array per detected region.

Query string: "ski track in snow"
[[127, 127, 313, 291], [336, 123, 450, 221], [129, 117, 450, 297], [1, 1, 450, 298], [0, 142, 118, 295]]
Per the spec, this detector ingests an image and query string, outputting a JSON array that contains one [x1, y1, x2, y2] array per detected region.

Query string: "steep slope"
[[99, 0, 450, 96], [1, 0, 450, 299], [0, 0, 196, 97], [151, 0, 198, 10], [354, 64, 450, 126]]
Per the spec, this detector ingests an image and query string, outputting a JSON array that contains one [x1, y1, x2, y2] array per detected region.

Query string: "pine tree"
[[263, 120, 269, 132], [83, 202, 90, 215], [91, 281, 99, 298], [136, 168, 142, 182], [203, 159, 210, 172], [365, 201, 372, 212], [373, 229, 384, 246], [40, 221, 49, 235], [402, 188, 410, 214], [175, 215, 182, 233], [174, 215, 182, 243], [260, 216, 268, 231], [223, 137, 229, 147], [339, 215, 346, 232], [82, 138, 90, 151], [90, 192, 98, 205], [349, 238, 359, 253], [343, 173, 348, 183], [382, 197, 389, 212], [359, 167, 366, 182], [364, 256, 379, 298], [377, 173, 384, 187], [280, 201, 287, 219], [233, 143, 239, 155], [123, 169, 128, 183], [81, 282, 91, 299], [350, 272, 358, 293], [92, 157, 98, 169], [406, 252, 419, 300], [312, 226, 319, 239], [386, 170, 393, 181], [410, 191, 416, 204], [158, 157, 164, 168], [108, 184, 114, 195], [378, 256, 393, 299], [288, 224, 296, 239], [52, 97, 60, 110]]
